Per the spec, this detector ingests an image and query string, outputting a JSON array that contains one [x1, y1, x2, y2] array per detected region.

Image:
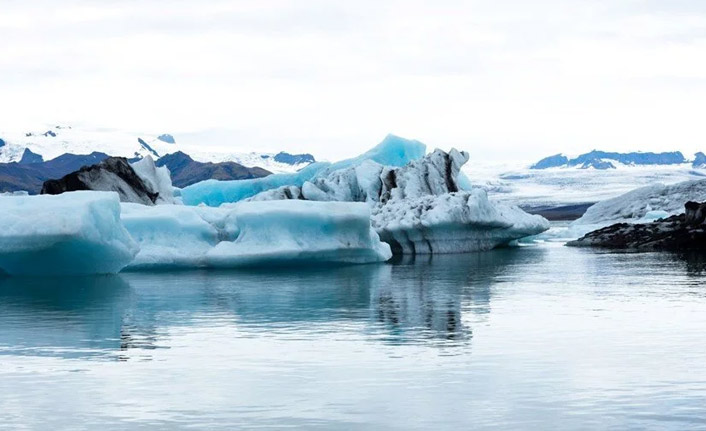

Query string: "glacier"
[[180, 134, 427, 206], [0, 192, 138, 276]]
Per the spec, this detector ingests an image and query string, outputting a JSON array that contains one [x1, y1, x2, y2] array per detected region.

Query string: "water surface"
[[1, 244, 706, 430]]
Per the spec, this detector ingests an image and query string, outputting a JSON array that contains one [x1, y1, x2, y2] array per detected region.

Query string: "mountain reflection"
[[0, 247, 545, 359]]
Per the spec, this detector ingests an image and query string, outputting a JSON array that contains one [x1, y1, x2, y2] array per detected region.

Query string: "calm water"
[[2, 244, 706, 430]]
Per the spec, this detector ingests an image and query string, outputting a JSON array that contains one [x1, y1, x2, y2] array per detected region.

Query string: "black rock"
[[0, 152, 110, 193], [568, 202, 706, 250], [41, 157, 158, 205]]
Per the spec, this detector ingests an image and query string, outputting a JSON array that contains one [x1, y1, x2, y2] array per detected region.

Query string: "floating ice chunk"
[[0, 192, 138, 276], [244, 146, 548, 253], [120, 203, 233, 268], [130, 156, 177, 204], [372, 189, 550, 253], [207, 201, 391, 266], [180, 134, 427, 206], [181, 162, 329, 206], [119, 200, 390, 269]]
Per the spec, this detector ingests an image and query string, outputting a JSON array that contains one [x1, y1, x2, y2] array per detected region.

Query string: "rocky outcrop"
[[41, 157, 161, 205], [567, 201, 706, 250]]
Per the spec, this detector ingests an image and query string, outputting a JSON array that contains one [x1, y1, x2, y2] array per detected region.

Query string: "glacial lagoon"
[[2, 243, 706, 430]]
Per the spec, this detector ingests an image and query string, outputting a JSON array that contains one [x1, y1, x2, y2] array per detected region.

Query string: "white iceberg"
[[121, 200, 391, 269], [0, 191, 138, 276], [245, 146, 550, 253], [373, 189, 550, 253]]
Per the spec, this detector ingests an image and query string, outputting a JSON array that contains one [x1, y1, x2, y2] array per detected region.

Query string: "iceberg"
[[180, 134, 427, 206], [0, 192, 138, 276], [207, 201, 391, 266], [120, 203, 230, 268], [373, 189, 550, 254], [246, 147, 549, 253], [121, 200, 391, 269]]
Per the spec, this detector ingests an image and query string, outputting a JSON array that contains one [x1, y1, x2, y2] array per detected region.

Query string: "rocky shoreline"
[[567, 202, 706, 250]]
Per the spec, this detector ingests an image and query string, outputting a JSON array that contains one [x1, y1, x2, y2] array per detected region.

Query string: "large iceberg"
[[207, 201, 391, 267], [121, 200, 391, 269], [180, 134, 427, 206], [245, 147, 550, 253], [0, 192, 138, 276]]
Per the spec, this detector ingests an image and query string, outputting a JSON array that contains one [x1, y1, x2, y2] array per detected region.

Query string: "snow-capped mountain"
[[0, 125, 315, 173], [530, 150, 691, 170]]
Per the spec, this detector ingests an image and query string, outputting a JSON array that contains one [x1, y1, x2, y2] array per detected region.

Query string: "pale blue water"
[[1, 244, 706, 430]]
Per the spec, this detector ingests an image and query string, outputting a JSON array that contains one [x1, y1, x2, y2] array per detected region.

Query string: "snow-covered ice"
[[0, 192, 138, 276]]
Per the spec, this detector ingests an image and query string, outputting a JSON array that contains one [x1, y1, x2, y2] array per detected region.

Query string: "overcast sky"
[[2, 0, 706, 161]]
